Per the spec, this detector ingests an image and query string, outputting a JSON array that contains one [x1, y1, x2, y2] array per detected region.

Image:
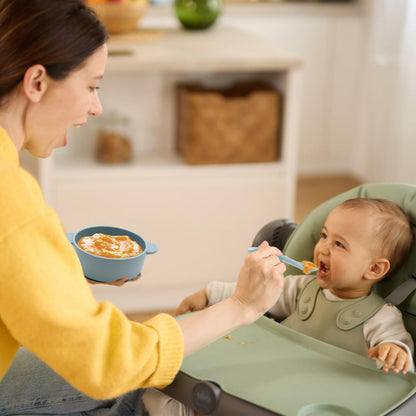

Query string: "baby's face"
[[313, 206, 380, 299]]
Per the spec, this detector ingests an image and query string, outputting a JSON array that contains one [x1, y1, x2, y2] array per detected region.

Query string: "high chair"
[[162, 183, 416, 415]]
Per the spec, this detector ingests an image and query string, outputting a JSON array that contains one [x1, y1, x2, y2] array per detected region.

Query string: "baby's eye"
[[321, 232, 328, 240], [335, 241, 345, 249]]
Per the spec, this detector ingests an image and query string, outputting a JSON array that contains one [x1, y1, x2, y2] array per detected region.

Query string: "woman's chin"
[[50, 134, 67, 153]]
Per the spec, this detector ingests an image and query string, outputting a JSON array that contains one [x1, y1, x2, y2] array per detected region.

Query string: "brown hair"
[[0, 0, 108, 105], [339, 198, 414, 276]]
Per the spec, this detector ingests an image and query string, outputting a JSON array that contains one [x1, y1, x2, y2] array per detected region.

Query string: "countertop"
[[106, 26, 302, 73]]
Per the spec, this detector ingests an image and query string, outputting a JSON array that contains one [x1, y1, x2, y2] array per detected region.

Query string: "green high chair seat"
[[283, 182, 416, 356], [162, 183, 416, 416]]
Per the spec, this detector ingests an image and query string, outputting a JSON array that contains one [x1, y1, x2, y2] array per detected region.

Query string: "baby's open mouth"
[[319, 261, 329, 277]]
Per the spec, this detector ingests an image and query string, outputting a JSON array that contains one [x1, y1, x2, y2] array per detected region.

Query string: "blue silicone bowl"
[[67, 225, 158, 283]]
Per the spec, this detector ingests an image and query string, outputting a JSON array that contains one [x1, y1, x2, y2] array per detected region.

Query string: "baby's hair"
[[339, 198, 414, 276]]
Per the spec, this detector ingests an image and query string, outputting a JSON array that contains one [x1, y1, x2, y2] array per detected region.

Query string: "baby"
[[143, 198, 415, 415]]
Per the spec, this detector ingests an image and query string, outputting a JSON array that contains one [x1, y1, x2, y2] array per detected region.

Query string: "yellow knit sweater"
[[0, 126, 183, 399]]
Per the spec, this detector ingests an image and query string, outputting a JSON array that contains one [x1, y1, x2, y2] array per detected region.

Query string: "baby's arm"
[[368, 343, 412, 374], [364, 303, 414, 374], [175, 275, 314, 319], [175, 281, 238, 316], [175, 288, 209, 316]]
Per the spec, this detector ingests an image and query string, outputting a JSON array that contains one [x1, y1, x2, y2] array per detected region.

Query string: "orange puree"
[[301, 260, 318, 275], [78, 233, 142, 258]]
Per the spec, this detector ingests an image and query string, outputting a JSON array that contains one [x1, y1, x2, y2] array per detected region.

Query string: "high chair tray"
[[164, 315, 416, 416]]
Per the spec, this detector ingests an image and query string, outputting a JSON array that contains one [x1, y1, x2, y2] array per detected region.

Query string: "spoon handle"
[[247, 247, 317, 273], [278, 255, 307, 271]]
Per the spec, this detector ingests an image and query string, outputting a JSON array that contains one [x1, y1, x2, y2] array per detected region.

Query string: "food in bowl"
[[67, 225, 158, 282], [78, 233, 142, 258]]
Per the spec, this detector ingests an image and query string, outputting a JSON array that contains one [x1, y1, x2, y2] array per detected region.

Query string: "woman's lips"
[[63, 123, 84, 147]]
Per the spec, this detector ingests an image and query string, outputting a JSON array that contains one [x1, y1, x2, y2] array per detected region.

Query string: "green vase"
[[175, 0, 222, 30]]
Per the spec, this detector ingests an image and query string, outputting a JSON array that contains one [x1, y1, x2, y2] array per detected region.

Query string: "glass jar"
[[175, 0, 222, 30], [95, 111, 133, 164]]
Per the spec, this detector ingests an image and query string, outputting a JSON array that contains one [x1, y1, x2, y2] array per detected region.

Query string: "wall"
[[354, 0, 416, 184]]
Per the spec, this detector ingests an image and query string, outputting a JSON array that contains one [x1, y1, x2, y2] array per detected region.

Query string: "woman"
[[0, 0, 285, 414]]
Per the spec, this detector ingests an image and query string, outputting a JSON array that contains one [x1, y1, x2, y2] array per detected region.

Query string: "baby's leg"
[[143, 388, 195, 416]]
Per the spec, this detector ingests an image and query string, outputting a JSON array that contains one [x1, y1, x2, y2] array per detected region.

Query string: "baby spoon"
[[247, 247, 318, 274]]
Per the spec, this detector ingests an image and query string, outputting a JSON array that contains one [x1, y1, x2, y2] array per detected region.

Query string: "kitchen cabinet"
[[23, 26, 302, 311]]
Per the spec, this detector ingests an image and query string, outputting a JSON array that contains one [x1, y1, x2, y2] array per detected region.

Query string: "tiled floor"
[[127, 174, 362, 322]]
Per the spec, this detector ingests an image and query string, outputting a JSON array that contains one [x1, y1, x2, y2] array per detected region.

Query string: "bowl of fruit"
[[87, 0, 148, 34]]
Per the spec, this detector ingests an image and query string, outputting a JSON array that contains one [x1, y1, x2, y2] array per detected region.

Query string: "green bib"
[[281, 279, 386, 356]]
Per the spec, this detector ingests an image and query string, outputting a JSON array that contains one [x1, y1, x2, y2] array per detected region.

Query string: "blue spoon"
[[247, 247, 318, 274]]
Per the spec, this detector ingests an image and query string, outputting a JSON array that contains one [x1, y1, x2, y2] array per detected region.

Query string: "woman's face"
[[24, 44, 107, 158]]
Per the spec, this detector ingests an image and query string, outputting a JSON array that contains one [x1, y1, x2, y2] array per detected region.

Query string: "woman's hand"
[[175, 288, 209, 316], [231, 240, 286, 323], [87, 274, 141, 287]]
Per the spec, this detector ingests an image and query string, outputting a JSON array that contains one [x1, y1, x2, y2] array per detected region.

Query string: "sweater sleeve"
[[0, 165, 183, 399], [206, 281, 237, 306]]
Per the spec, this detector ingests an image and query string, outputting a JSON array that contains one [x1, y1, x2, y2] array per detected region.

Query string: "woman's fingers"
[[233, 242, 285, 318]]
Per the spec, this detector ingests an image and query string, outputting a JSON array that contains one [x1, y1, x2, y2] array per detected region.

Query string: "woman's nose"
[[89, 94, 103, 117]]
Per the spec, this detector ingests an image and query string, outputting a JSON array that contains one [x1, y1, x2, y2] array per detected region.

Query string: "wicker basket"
[[87, 0, 148, 34], [177, 82, 281, 165]]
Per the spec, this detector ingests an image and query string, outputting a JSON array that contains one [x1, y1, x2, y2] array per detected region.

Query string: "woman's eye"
[[89, 86, 100, 92]]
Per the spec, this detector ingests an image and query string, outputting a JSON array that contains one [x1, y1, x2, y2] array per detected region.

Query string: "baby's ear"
[[365, 258, 390, 281]]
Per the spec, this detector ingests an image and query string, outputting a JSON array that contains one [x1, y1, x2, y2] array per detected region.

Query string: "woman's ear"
[[365, 258, 391, 281], [22, 65, 48, 103]]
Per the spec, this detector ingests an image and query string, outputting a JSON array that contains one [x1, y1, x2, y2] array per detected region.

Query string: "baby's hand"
[[368, 342, 411, 375], [174, 288, 208, 316]]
